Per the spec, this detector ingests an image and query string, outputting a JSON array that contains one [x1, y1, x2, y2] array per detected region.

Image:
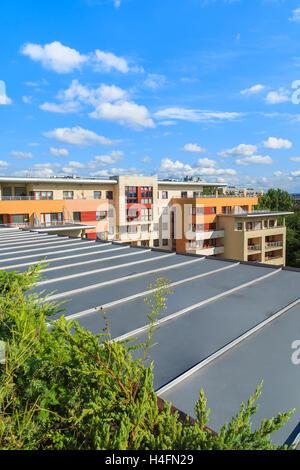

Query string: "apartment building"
[[173, 197, 292, 265], [0, 175, 291, 265]]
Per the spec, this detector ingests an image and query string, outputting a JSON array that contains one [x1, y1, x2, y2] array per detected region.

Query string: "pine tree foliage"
[[0, 265, 294, 450]]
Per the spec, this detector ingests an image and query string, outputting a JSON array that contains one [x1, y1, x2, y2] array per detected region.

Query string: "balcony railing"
[[248, 244, 261, 251], [265, 241, 283, 248], [0, 196, 109, 201], [265, 255, 283, 262]]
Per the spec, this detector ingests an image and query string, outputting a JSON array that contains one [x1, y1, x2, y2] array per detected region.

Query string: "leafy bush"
[[0, 265, 293, 450]]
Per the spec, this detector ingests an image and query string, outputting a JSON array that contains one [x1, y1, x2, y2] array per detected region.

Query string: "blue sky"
[[1, 0, 300, 191]]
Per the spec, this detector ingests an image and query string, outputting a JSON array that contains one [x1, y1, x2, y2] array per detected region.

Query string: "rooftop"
[[218, 210, 294, 217], [0, 226, 299, 446], [0, 175, 227, 187]]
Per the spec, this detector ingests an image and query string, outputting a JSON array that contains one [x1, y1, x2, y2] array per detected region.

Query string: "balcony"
[[248, 244, 261, 252], [193, 229, 224, 240], [0, 195, 110, 201], [265, 241, 283, 250], [186, 245, 224, 256]]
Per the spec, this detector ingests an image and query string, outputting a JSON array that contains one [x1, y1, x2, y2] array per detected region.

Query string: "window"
[[246, 222, 253, 231], [125, 187, 137, 203], [40, 213, 63, 225], [141, 208, 152, 221], [126, 208, 138, 222], [96, 211, 107, 221], [193, 191, 202, 198], [108, 226, 114, 235], [94, 191, 101, 199], [73, 212, 81, 222], [269, 219, 275, 228], [196, 207, 204, 215], [10, 214, 29, 225], [15, 187, 26, 197], [162, 191, 168, 199], [208, 223, 216, 231], [154, 239, 159, 247], [212, 207, 217, 214], [222, 206, 231, 214], [163, 239, 168, 246], [63, 191, 73, 199], [236, 222, 243, 231], [181, 191, 188, 199], [106, 191, 113, 200], [189, 207, 196, 215], [264, 220, 268, 228], [127, 225, 137, 233], [141, 186, 153, 199], [31, 191, 53, 200]]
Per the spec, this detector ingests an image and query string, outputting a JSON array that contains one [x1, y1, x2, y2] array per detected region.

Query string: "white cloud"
[[240, 84, 265, 95], [235, 155, 273, 165], [181, 143, 206, 153], [144, 74, 166, 90], [154, 107, 240, 122], [40, 101, 80, 114], [290, 156, 300, 162], [0, 161, 9, 167], [66, 161, 85, 168], [21, 41, 88, 73], [289, 7, 300, 22], [274, 171, 283, 177], [40, 79, 152, 129], [89, 150, 124, 167], [44, 126, 114, 146], [142, 155, 152, 163], [50, 147, 69, 157], [265, 88, 290, 104], [90, 100, 155, 128], [93, 49, 129, 73], [0, 81, 12, 105], [90, 167, 142, 177], [114, 0, 121, 8], [195, 158, 218, 168], [40, 80, 128, 114], [218, 144, 257, 157], [21, 41, 133, 75], [263, 137, 292, 149], [10, 151, 33, 159], [22, 96, 31, 103], [157, 158, 235, 179], [14, 163, 60, 178]]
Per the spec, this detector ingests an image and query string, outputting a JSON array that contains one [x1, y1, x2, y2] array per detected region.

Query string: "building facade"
[[0, 175, 291, 265]]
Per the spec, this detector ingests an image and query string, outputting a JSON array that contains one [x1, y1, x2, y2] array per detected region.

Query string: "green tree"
[[258, 188, 293, 212], [0, 266, 294, 450]]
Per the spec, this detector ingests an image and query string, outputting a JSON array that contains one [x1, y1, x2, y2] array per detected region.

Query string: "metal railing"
[[248, 244, 261, 251], [265, 241, 283, 248]]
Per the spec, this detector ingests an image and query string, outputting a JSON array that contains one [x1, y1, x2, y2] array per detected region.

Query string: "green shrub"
[[0, 265, 294, 450]]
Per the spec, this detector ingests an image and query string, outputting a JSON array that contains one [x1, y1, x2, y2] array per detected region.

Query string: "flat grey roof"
[[0, 227, 300, 447], [218, 211, 294, 218]]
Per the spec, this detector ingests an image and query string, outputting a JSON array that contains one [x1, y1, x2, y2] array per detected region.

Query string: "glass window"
[[181, 191, 187, 198], [73, 212, 81, 222], [163, 239, 168, 246], [162, 191, 168, 199], [94, 191, 101, 199], [63, 191, 73, 199], [106, 191, 113, 200]]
